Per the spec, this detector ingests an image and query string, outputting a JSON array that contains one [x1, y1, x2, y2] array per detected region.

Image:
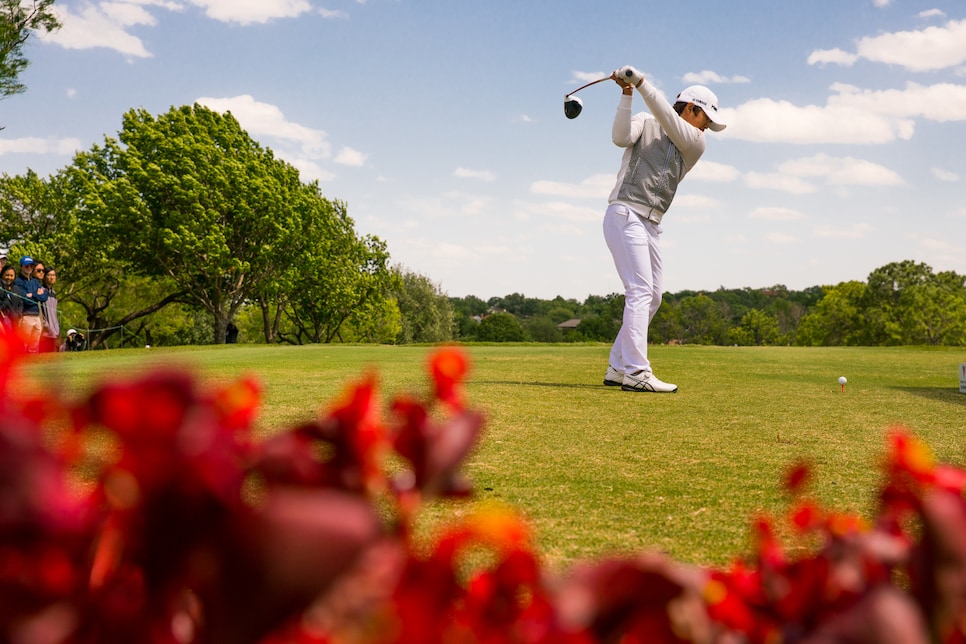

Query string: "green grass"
[[24, 343, 966, 569]]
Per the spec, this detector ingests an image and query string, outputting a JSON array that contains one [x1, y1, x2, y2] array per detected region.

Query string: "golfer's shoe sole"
[[621, 383, 678, 393], [621, 372, 678, 393]]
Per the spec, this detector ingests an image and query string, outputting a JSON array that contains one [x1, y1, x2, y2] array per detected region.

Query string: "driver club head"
[[564, 95, 583, 119]]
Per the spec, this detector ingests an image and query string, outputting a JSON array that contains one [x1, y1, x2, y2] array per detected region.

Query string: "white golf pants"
[[602, 203, 663, 377]]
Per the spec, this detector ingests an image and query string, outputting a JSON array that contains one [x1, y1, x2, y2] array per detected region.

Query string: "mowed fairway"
[[24, 343, 966, 569]]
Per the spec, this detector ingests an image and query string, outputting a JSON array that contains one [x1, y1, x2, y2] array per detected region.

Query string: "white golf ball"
[[838, 376, 847, 385]]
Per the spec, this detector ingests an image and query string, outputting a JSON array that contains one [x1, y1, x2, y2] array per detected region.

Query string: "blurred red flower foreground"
[[2, 334, 965, 644]]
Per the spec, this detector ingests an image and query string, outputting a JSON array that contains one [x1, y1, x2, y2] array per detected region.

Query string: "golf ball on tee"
[[838, 376, 847, 385]]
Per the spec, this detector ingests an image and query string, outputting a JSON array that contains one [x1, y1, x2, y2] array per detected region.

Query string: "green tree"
[[477, 312, 525, 342], [650, 301, 683, 344], [678, 294, 729, 345], [795, 282, 866, 346], [391, 267, 455, 344], [732, 308, 782, 346], [93, 104, 327, 344], [575, 314, 619, 342], [522, 316, 562, 342], [488, 293, 544, 318], [337, 296, 402, 344], [280, 201, 396, 344], [0, 0, 60, 101]]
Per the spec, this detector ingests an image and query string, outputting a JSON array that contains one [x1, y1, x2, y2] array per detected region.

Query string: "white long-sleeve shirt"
[[608, 78, 706, 224]]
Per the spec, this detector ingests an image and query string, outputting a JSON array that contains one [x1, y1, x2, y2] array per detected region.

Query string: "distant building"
[[556, 318, 581, 330]]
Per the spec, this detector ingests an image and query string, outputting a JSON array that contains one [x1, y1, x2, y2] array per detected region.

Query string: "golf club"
[[563, 76, 611, 119], [564, 69, 637, 119]]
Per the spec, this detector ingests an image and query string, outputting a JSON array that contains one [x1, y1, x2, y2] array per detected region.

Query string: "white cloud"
[[931, 167, 959, 182], [398, 192, 494, 219], [872, 0, 890, 7], [196, 95, 331, 159], [749, 207, 806, 221], [454, 167, 496, 182], [744, 172, 816, 194], [813, 223, 875, 239], [858, 19, 966, 71], [919, 9, 946, 19], [722, 79, 966, 145], [289, 160, 335, 183], [334, 147, 367, 167], [722, 97, 913, 144], [318, 8, 349, 19], [779, 154, 903, 187], [743, 154, 901, 194], [808, 19, 966, 72], [531, 174, 613, 199], [673, 194, 720, 209], [682, 70, 751, 85], [917, 236, 959, 251], [46, 0, 319, 56], [765, 232, 798, 244], [0, 137, 83, 156], [828, 81, 966, 123], [47, 2, 158, 57], [807, 48, 859, 67], [531, 200, 600, 223], [570, 71, 609, 86], [687, 160, 741, 182], [186, 0, 313, 24]]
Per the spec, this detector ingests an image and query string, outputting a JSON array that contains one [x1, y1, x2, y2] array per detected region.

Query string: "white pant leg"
[[602, 204, 663, 377]]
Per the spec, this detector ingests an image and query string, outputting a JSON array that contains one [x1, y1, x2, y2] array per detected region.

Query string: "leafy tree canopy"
[[0, 0, 60, 101]]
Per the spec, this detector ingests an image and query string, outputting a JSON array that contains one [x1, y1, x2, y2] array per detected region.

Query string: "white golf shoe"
[[621, 371, 678, 393], [603, 366, 624, 387]]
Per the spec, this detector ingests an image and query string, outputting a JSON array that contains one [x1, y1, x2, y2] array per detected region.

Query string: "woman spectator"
[[39, 265, 60, 352], [0, 264, 21, 334]]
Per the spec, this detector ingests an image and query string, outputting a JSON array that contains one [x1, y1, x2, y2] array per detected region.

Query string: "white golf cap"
[[676, 85, 726, 132]]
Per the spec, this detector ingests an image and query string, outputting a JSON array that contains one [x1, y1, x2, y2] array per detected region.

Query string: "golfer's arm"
[[611, 94, 641, 146], [636, 79, 701, 154]]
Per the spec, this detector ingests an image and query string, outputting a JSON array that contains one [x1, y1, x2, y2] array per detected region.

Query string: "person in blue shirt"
[[12, 256, 48, 353]]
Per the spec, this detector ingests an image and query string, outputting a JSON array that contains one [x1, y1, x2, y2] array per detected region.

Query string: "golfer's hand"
[[615, 65, 644, 87]]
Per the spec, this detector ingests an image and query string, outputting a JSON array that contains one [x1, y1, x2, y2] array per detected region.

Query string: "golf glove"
[[615, 65, 643, 87]]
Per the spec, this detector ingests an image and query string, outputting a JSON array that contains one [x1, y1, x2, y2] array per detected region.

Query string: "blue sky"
[[2, 0, 965, 300]]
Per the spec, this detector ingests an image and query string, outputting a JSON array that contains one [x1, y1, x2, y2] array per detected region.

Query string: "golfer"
[[602, 65, 726, 393]]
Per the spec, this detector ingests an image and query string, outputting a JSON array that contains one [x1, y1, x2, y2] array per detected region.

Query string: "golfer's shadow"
[[474, 380, 603, 390], [893, 387, 966, 407]]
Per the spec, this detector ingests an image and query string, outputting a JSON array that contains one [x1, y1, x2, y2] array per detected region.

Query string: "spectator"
[[0, 264, 21, 333], [39, 265, 60, 352], [12, 256, 48, 353], [226, 322, 239, 344], [62, 328, 86, 352]]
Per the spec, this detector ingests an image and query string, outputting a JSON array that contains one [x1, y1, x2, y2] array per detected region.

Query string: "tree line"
[[439, 260, 966, 347]]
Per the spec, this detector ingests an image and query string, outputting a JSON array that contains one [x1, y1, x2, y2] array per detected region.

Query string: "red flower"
[[429, 347, 469, 410], [783, 460, 812, 496]]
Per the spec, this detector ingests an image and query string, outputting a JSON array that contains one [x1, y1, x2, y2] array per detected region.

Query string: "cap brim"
[[707, 121, 726, 132]]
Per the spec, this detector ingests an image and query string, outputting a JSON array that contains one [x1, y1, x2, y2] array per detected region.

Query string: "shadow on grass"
[[476, 380, 607, 390], [893, 387, 966, 407]]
